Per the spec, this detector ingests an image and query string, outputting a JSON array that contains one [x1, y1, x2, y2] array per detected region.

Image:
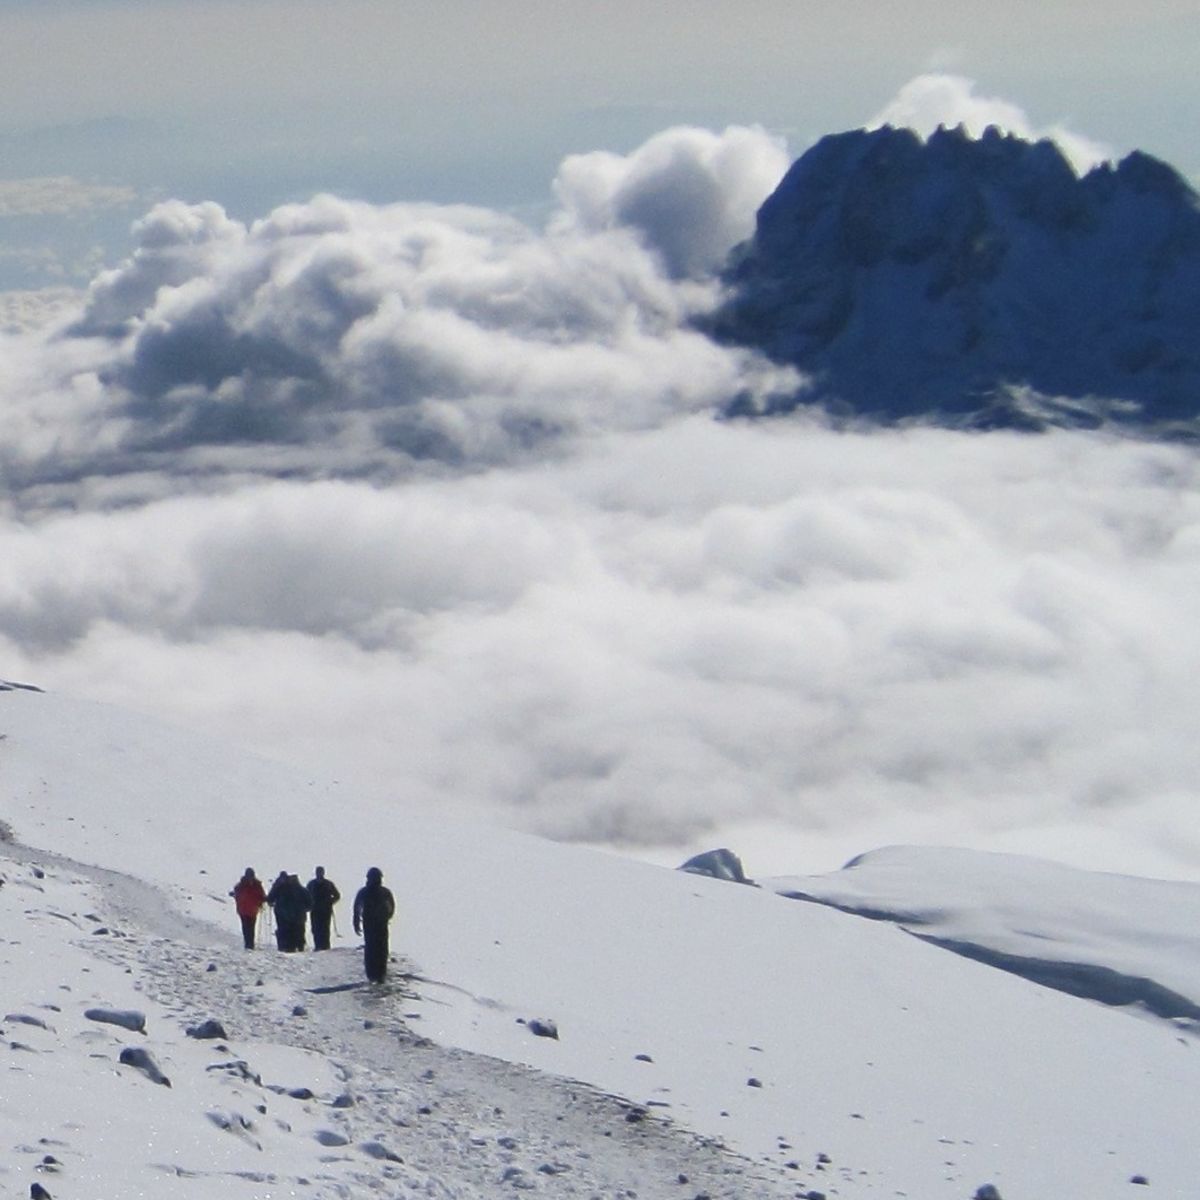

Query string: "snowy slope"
[[770, 845, 1200, 1024], [4, 684, 1200, 1198]]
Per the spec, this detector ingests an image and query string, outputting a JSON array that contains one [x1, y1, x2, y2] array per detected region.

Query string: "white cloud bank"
[[0, 126, 791, 495], [4, 96, 1198, 882]]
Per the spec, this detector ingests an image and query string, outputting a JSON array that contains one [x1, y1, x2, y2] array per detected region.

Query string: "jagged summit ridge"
[[711, 124, 1200, 431]]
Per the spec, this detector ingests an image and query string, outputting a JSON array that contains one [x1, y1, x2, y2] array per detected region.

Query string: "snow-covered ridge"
[[711, 124, 1200, 432], [770, 845, 1200, 1027], [4, 685, 1200, 1197]]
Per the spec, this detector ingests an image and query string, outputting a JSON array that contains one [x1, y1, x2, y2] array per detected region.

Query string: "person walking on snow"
[[268, 871, 311, 952], [230, 867, 266, 949], [353, 866, 395, 983], [306, 866, 341, 951]]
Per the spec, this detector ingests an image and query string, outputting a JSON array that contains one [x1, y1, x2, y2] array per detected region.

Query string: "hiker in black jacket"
[[306, 866, 341, 951], [267, 871, 310, 952], [352, 867, 396, 983]]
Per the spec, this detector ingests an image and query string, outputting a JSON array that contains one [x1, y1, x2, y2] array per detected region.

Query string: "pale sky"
[[0, 0, 1197, 288]]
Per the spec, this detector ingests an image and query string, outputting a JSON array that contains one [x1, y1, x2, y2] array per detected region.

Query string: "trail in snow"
[[2, 839, 812, 1199]]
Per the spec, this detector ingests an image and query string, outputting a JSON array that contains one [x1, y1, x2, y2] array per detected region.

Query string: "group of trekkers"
[[230, 865, 396, 983]]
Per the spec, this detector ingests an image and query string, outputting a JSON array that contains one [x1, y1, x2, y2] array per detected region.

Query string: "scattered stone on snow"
[[747, 1077, 763, 1088], [186, 1018, 228, 1040], [973, 1186, 1002, 1200], [84, 1007, 146, 1033], [635, 1053, 653, 1062], [1131, 1177, 1149, 1187], [5, 1013, 51, 1030], [207, 1059, 261, 1085], [205, 1109, 262, 1149], [526, 1017, 558, 1040], [30, 1183, 52, 1200], [360, 1140, 403, 1162], [118, 1046, 170, 1086], [315, 1129, 350, 1147], [330, 1092, 355, 1108]]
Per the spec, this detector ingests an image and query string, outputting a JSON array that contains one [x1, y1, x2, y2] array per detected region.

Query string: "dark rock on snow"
[[206, 1059, 262, 1085], [5, 1013, 52, 1031], [360, 1140, 403, 1162], [85, 1007, 146, 1033], [119, 1046, 170, 1086], [678, 848, 755, 885], [186, 1018, 228, 1040]]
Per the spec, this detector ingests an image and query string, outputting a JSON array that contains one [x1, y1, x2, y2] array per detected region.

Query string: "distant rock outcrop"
[[678, 848, 755, 885], [708, 124, 1200, 434]]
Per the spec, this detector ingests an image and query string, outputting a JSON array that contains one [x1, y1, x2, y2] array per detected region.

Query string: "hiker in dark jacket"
[[306, 866, 341, 951], [230, 867, 266, 949], [267, 871, 311, 952], [352, 867, 396, 982]]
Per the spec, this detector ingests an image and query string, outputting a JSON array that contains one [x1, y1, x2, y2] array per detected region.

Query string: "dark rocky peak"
[[1112, 149, 1198, 201], [710, 125, 1200, 433]]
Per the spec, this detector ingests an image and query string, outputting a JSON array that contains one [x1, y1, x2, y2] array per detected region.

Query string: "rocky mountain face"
[[709, 124, 1200, 433]]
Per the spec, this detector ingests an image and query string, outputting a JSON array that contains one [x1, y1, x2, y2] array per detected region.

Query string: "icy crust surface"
[[713, 124, 1200, 430]]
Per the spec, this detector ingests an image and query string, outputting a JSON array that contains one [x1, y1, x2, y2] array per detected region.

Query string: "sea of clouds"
[[4, 79, 1199, 880]]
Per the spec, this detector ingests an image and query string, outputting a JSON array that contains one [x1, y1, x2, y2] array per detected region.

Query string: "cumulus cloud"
[[0, 126, 792, 496], [552, 124, 790, 278], [871, 74, 1113, 174], [4, 118, 1200, 883]]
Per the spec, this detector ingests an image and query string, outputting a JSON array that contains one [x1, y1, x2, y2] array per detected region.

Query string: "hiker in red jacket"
[[230, 867, 267, 949]]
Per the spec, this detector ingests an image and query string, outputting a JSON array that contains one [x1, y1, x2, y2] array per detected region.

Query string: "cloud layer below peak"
[[5, 97, 1200, 882]]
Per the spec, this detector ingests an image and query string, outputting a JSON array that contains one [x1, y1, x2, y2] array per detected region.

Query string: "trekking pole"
[[331, 911, 341, 941]]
